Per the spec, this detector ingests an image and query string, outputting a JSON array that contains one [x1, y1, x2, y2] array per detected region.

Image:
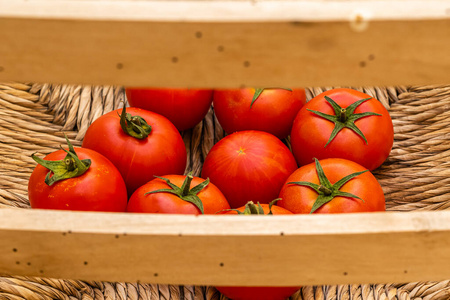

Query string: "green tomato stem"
[[31, 134, 91, 186], [339, 108, 347, 122], [318, 185, 333, 196]]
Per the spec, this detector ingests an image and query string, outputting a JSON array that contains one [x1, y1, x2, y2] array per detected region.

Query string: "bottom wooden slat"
[[0, 208, 449, 286]]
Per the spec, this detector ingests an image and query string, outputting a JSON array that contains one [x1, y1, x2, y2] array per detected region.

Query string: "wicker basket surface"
[[0, 83, 449, 300]]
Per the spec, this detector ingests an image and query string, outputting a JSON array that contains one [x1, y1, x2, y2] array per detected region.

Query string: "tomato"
[[215, 286, 300, 300], [221, 199, 293, 215], [216, 200, 299, 300], [201, 130, 298, 208], [28, 138, 127, 212], [213, 88, 306, 139], [290, 88, 393, 170], [82, 106, 186, 196], [127, 175, 229, 214], [126, 88, 213, 131], [278, 158, 385, 214]]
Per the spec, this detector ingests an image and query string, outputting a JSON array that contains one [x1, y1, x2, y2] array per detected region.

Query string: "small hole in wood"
[[115, 234, 120, 239], [368, 54, 375, 61], [195, 31, 203, 38], [84, 261, 88, 265], [404, 270, 408, 274], [68, 230, 72, 234], [343, 272, 348, 276], [40, 270, 44, 274], [359, 61, 366, 68], [243, 61, 251, 68], [116, 63, 124, 70], [219, 262, 224, 267], [280, 232, 284, 236], [172, 57, 179, 63], [154, 273, 159, 277], [12, 248, 17, 252], [27, 262, 31, 266], [16, 261, 20, 265], [178, 233, 182, 237], [217, 45, 224, 52], [62, 232, 67, 236]]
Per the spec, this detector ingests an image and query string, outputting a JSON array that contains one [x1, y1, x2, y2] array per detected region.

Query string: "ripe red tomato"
[[213, 88, 306, 139], [290, 88, 393, 170], [217, 200, 299, 300], [127, 175, 229, 214], [28, 141, 127, 212], [215, 286, 300, 300], [126, 88, 213, 131], [221, 200, 293, 215], [201, 130, 298, 208], [82, 106, 186, 196], [278, 158, 386, 214]]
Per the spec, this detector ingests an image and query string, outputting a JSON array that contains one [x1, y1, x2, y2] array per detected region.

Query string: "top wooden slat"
[[0, 0, 449, 87]]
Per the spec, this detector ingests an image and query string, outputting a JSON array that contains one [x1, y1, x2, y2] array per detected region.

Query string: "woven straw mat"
[[0, 82, 449, 300]]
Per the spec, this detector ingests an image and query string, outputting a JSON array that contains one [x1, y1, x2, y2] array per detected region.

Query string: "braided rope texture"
[[0, 83, 449, 300]]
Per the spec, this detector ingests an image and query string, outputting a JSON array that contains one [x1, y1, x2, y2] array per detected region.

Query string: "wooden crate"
[[0, 1, 450, 299]]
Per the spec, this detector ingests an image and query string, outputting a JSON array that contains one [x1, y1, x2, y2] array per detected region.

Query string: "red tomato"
[[278, 158, 386, 214], [290, 88, 393, 170], [221, 200, 293, 215], [127, 175, 229, 214], [213, 88, 306, 139], [215, 286, 300, 300], [126, 88, 213, 131], [28, 147, 127, 212], [82, 107, 186, 196], [201, 130, 298, 208], [217, 201, 299, 300]]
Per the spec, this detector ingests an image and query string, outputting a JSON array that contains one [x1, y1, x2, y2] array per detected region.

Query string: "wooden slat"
[[0, 0, 449, 87], [0, 208, 450, 286]]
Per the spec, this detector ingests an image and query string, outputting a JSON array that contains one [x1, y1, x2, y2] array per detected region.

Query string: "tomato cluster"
[[28, 87, 393, 300]]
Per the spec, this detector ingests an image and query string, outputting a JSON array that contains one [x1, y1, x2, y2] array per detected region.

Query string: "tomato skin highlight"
[[213, 88, 306, 139], [278, 158, 386, 214], [201, 130, 298, 209], [290, 88, 393, 170], [126, 88, 213, 131], [28, 148, 128, 212], [127, 175, 230, 214], [82, 107, 187, 196]]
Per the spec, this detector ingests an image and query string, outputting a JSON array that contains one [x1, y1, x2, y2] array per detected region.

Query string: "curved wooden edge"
[[0, 0, 449, 22], [0, 208, 449, 286]]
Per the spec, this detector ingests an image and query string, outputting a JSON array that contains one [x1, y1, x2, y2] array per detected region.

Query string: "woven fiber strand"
[[0, 83, 449, 300]]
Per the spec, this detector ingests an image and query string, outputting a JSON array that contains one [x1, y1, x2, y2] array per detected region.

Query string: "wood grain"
[[0, 208, 449, 286], [0, 1, 449, 87]]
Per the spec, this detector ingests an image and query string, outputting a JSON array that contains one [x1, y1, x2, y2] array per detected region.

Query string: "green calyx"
[[31, 134, 91, 186], [250, 88, 293, 108], [288, 158, 367, 214], [307, 96, 381, 147], [223, 198, 281, 215], [145, 174, 209, 214], [119, 105, 152, 139]]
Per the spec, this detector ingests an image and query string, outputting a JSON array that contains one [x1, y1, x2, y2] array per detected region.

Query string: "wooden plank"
[[0, 1, 449, 87], [0, 208, 450, 286], [1, 0, 448, 22]]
